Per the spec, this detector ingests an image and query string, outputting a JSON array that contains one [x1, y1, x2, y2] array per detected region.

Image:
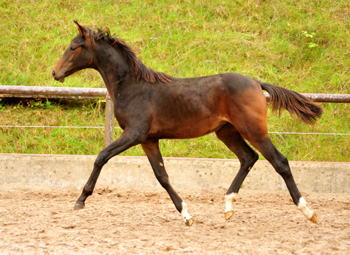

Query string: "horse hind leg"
[[223, 85, 316, 223], [215, 123, 259, 221], [247, 134, 317, 223]]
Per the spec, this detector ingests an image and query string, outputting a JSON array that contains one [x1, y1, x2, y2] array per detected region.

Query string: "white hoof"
[[224, 193, 237, 220], [181, 202, 193, 226], [297, 197, 317, 223]]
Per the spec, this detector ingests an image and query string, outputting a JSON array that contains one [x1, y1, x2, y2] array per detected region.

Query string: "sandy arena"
[[0, 182, 349, 254]]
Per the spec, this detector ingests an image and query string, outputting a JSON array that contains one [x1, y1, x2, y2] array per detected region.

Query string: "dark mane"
[[91, 28, 172, 83]]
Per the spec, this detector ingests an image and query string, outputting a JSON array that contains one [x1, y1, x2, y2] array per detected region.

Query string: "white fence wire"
[[1, 125, 349, 136]]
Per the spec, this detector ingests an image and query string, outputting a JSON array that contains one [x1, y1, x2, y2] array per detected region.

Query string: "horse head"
[[52, 21, 95, 83]]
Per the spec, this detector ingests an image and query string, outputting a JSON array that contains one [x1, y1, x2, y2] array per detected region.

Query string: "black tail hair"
[[260, 82, 323, 124]]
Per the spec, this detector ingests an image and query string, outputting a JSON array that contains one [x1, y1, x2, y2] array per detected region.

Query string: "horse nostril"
[[52, 70, 55, 77]]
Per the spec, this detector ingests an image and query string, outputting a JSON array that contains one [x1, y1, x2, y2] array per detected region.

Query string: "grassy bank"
[[0, 0, 349, 161]]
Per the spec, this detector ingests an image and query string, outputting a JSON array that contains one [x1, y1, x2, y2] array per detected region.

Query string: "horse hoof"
[[310, 213, 317, 224], [185, 218, 194, 227], [225, 211, 234, 221], [73, 203, 85, 210]]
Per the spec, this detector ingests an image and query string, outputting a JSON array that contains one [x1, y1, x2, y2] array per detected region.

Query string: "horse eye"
[[70, 47, 76, 52]]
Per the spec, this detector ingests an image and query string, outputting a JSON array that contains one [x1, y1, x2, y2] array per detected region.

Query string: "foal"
[[53, 21, 322, 226]]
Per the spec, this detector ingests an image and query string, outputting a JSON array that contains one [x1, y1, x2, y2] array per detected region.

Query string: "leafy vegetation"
[[0, 0, 349, 161]]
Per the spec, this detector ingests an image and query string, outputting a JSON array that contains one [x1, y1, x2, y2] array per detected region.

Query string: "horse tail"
[[260, 82, 323, 124]]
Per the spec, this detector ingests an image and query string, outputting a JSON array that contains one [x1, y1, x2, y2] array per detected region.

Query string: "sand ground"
[[0, 183, 349, 254]]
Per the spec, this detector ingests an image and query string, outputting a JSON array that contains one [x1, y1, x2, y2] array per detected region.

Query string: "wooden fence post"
[[104, 92, 114, 148]]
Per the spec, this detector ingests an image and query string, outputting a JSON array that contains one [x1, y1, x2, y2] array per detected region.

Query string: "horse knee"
[[94, 152, 108, 169]]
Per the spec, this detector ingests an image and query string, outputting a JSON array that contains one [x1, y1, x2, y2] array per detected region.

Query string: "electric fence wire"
[[0, 125, 349, 136]]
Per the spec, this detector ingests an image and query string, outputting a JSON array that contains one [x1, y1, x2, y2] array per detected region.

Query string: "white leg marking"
[[225, 193, 238, 213], [297, 197, 314, 220], [181, 202, 192, 222]]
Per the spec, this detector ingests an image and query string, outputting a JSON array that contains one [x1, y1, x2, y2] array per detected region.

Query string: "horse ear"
[[74, 21, 86, 37]]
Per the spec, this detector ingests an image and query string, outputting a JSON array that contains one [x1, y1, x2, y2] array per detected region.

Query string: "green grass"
[[0, 0, 349, 161]]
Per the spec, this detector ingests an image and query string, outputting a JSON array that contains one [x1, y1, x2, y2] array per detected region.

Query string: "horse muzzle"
[[52, 69, 65, 83]]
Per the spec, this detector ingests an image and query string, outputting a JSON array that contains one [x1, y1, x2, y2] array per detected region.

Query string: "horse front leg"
[[74, 130, 144, 210], [141, 139, 193, 226]]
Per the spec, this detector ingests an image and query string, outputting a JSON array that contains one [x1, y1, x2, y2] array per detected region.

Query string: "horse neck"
[[94, 44, 133, 96]]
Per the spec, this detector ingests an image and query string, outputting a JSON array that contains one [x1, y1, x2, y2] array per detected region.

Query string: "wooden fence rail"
[[1, 85, 349, 147]]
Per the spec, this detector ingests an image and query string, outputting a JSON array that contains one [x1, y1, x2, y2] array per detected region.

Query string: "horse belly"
[[147, 80, 229, 139], [148, 114, 227, 139]]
